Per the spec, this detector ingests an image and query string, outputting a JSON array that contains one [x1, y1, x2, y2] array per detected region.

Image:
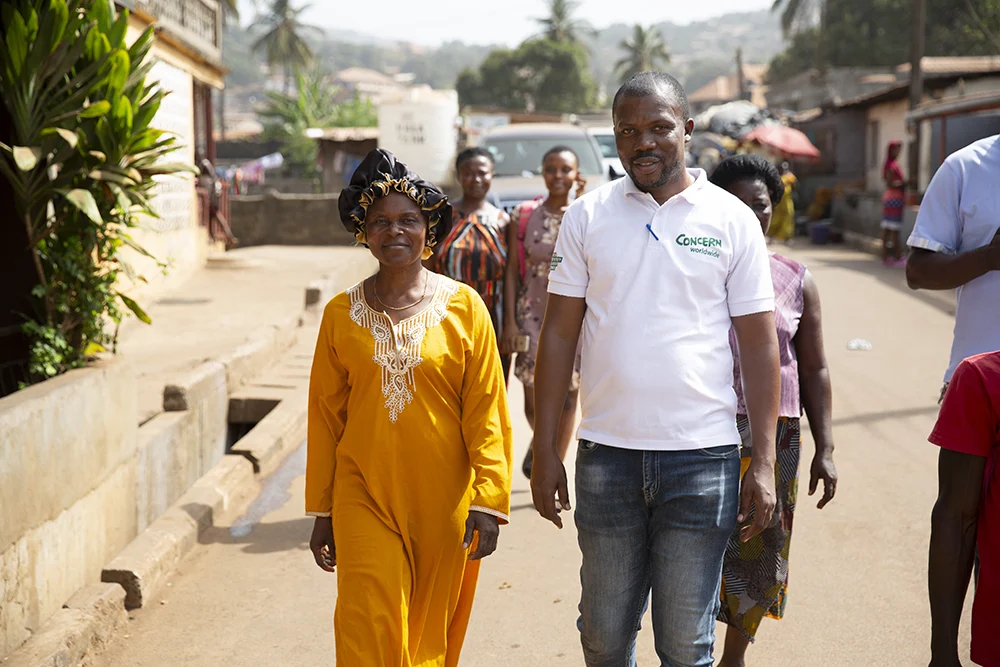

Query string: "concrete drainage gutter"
[[101, 455, 256, 609], [3, 291, 321, 667]]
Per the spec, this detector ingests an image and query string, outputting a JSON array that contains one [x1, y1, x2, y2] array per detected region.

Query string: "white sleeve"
[[726, 206, 775, 317], [547, 202, 588, 299], [907, 161, 961, 255]]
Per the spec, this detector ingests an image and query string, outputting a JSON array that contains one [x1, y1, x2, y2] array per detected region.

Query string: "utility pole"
[[735, 47, 747, 101], [907, 0, 926, 198]]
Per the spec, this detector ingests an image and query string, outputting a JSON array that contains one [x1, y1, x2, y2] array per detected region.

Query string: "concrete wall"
[[0, 353, 235, 657], [796, 109, 868, 209], [832, 190, 918, 241], [230, 192, 357, 247], [118, 18, 217, 306], [0, 362, 138, 657], [864, 98, 910, 193]]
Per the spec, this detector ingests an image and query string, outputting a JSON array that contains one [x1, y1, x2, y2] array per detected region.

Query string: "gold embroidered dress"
[[306, 276, 513, 666]]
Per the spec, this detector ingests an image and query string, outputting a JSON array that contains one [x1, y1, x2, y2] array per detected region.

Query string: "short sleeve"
[[929, 358, 998, 458], [726, 206, 775, 317], [547, 202, 588, 298], [907, 161, 961, 255]]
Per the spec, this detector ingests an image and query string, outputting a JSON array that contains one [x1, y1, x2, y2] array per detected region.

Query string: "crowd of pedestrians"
[[303, 71, 999, 667]]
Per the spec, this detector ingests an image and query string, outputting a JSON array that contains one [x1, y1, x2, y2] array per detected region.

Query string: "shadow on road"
[[199, 517, 314, 555], [831, 404, 941, 428], [809, 253, 955, 317]]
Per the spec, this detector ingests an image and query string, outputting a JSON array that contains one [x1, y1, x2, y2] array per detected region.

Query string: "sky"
[[238, 0, 775, 47]]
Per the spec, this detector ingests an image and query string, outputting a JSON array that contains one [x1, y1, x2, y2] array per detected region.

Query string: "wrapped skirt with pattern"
[[718, 415, 801, 641]]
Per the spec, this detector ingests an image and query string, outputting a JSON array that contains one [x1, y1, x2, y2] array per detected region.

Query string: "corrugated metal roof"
[[897, 57, 1000, 75], [311, 127, 380, 142]]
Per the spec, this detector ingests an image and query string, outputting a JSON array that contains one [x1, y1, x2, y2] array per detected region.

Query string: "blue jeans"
[[575, 440, 740, 667]]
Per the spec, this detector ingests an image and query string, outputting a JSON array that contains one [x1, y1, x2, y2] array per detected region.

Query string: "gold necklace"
[[373, 273, 429, 311]]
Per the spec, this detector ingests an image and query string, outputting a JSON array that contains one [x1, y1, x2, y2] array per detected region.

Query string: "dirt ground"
[[101, 245, 972, 667]]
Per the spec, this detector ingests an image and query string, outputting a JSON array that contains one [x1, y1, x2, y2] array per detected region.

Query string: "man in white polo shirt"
[[906, 134, 1000, 397], [530, 71, 781, 666]]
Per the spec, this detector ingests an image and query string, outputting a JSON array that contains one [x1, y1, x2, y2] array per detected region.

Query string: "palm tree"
[[771, 0, 823, 38], [535, 0, 592, 44], [252, 0, 321, 92], [615, 25, 670, 82], [772, 0, 829, 73]]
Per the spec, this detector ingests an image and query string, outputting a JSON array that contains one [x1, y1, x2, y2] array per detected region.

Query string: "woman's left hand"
[[809, 452, 838, 509], [463, 511, 500, 561]]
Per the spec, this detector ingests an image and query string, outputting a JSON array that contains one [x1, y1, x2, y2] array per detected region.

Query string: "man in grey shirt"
[[906, 134, 1000, 398]]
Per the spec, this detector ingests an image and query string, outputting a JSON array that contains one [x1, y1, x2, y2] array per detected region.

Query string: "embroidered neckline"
[[348, 277, 459, 422]]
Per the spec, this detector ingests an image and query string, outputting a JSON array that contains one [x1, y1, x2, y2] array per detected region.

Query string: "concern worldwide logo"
[[675, 234, 722, 259]]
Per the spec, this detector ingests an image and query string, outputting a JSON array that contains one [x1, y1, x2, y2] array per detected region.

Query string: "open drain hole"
[[226, 397, 280, 454]]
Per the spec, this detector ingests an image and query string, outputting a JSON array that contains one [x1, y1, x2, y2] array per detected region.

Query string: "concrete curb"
[[2, 584, 127, 667], [229, 393, 307, 475], [101, 455, 254, 610], [841, 229, 884, 257], [216, 312, 303, 395]]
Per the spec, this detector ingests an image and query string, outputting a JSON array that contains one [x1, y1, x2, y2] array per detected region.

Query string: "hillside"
[[222, 9, 785, 104]]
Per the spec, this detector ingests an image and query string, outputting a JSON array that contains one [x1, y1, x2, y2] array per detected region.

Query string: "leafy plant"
[[0, 0, 196, 385], [258, 67, 376, 171]]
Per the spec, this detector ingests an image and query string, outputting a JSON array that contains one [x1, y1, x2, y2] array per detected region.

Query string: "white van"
[[479, 123, 607, 214]]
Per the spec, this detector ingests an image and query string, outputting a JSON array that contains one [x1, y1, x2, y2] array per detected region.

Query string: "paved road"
[[101, 245, 971, 667]]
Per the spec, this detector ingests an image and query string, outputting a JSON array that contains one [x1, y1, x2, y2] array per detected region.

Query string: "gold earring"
[[421, 246, 433, 260]]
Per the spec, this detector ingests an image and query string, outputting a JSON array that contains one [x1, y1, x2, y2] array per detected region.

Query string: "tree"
[[258, 68, 376, 171], [767, 0, 1000, 83], [535, 0, 592, 44], [615, 25, 670, 83], [771, 0, 823, 38], [251, 0, 321, 92], [456, 39, 596, 113]]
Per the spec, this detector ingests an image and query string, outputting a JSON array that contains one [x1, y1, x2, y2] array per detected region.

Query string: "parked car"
[[478, 123, 607, 214], [587, 126, 625, 180]]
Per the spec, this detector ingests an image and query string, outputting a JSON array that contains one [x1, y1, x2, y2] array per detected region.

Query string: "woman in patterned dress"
[[502, 146, 585, 478], [880, 140, 907, 267], [427, 147, 513, 379], [709, 155, 839, 667], [307, 149, 513, 666]]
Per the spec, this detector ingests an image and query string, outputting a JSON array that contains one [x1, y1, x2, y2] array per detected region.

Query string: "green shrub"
[[0, 0, 196, 385]]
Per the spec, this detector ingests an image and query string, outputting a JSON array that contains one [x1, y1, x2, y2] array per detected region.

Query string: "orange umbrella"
[[744, 125, 821, 159]]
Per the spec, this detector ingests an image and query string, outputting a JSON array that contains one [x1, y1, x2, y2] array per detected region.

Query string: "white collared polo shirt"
[[548, 169, 774, 451]]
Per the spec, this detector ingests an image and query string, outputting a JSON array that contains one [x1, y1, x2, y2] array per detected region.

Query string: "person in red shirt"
[[928, 350, 1000, 667]]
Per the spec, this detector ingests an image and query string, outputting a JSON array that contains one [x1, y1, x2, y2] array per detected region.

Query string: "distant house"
[[311, 127, 380, 194], [120, 0, 230, 289], [332, 67, 405, 104], [766, 67, 898, 112], [687, 64, 768, 115], [799, 57, 1000, 242], [837, 56, 1000, 194]]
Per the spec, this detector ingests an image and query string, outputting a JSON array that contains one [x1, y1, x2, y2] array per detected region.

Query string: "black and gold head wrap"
[[338, 149, 452, 259]]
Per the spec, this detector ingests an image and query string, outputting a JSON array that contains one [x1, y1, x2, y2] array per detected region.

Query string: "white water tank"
[[377, 86, 459, 186]]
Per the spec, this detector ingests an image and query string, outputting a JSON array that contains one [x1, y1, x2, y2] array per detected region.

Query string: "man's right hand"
[[985, 225, 1000, 270], [530, 443, 571, 529]]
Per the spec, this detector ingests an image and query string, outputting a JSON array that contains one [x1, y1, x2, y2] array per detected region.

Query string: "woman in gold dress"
[[306, 149, 513, 666]]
